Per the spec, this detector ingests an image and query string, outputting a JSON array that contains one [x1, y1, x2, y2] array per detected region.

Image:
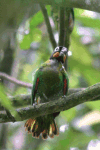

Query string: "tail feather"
[[42, 130, 48, 139], [31, 122, 41, 138], [52, 120, 59, 136], [25, 119, 34, 133], [49, 125, 54, 138], [49, 122, 59, 138], [24, 116, 59, 139]]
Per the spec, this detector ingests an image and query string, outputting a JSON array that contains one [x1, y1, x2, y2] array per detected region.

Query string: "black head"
[[50, 46, 68, 63]]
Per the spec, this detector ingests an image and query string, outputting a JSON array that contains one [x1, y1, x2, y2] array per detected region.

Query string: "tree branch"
[[0, 88, 85, 110], [58, 7, 65, 46], [65, 8, 70, 49], [0, 72, 32, 89], [64, 8, 71, 70], [34, 0, 100, 13], [40, 3, 57, 49], [0, 83, 100, 123]]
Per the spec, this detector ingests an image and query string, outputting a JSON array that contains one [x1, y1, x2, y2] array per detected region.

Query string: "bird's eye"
[[54, 47, 59, 52]]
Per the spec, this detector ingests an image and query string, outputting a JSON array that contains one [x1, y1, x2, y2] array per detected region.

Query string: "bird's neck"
[[49, 59, 64, 70], [50, 58, 64, 65]]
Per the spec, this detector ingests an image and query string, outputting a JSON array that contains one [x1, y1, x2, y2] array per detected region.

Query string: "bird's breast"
[[37, 65, 63, 101]]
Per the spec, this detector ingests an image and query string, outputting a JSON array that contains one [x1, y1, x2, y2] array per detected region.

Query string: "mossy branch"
[[0, 88, 85, 110], [0, 83, 100, 123]]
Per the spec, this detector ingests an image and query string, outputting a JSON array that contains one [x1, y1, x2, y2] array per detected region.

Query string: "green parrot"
[[25, 46, 69, 139]]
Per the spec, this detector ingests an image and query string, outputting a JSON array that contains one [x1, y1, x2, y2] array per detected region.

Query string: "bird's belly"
[[37, 67, 63, 101]]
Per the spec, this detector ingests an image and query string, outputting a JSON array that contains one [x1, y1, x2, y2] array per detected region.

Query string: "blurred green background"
[[0, 5, 100, 150]]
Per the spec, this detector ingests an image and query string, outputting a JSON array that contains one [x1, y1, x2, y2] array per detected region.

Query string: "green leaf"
[[69, 30, 100, 86], [20, 33, 32, 49], [31, 28, 42, 42], [20, 5, 51, 50], [20, 28, 42, 49]]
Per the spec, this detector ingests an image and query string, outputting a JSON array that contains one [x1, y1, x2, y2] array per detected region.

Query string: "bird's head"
[[50, 46, 68, 63]]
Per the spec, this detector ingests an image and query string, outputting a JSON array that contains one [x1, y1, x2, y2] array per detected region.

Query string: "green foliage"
[[20, 5, 51, 50], [75, 8, 100, 29], [76, 16, 100, 29], [20, 28, 42, 49]]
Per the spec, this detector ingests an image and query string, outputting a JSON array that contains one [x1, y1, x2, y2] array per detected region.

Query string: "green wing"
[[31, 69, 40, 105], [31, 60, 50, 105]]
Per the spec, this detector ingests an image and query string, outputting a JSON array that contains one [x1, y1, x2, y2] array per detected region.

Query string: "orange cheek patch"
[[64, 55, 66, 62], [53, 52, 60, 58]]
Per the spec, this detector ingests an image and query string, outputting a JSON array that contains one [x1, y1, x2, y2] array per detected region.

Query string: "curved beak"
[[59, 52, 67, 62]]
